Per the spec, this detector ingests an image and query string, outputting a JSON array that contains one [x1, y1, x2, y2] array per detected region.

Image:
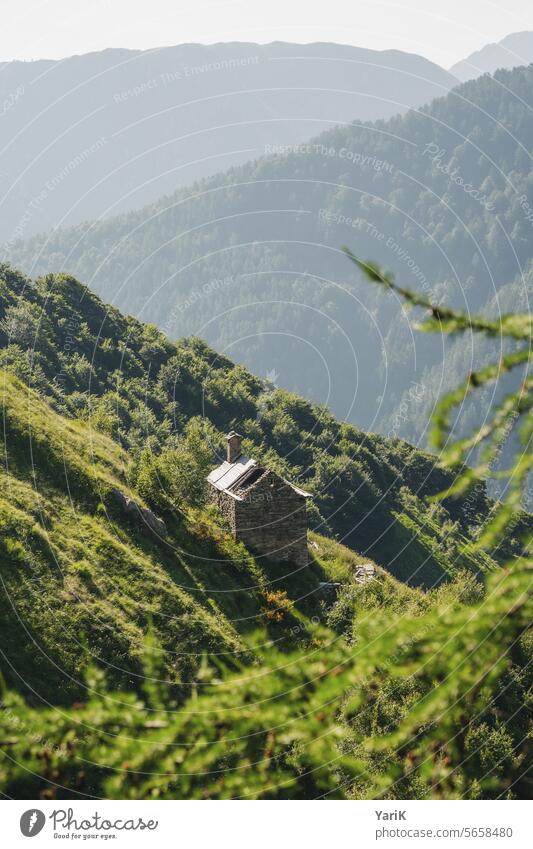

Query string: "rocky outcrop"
[[111, 489, 167, 540]]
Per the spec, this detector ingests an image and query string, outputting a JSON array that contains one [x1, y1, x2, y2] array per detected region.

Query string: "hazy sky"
[[2, 0, 533, 67]]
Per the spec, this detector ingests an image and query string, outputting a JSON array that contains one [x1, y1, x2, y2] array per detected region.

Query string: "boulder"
[[111, 489, 167, 540]]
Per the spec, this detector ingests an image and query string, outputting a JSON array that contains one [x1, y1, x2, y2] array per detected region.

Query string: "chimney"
[[226, 431, 242, 464]]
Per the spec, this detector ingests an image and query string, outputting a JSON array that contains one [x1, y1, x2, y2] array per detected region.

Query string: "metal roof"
[[207, 455, 311, 499], [207, 456, 256, 493]]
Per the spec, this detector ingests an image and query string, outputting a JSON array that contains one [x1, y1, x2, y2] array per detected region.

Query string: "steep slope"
[[3, 366, 398, 703], [1, 357, 444, 706], [451, 31, 533, 81], [7, 65, 532, 450], [0, 263, 520, 600], [0, 369, 249, 701], [0, 41, 457, 243]]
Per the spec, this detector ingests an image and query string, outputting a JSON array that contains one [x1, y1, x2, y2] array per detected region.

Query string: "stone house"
[[207, 431, 311, 566]]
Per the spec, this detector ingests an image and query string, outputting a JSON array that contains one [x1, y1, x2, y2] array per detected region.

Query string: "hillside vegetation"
[[0, 265, 531, 799], [1, 263, 522, 589]]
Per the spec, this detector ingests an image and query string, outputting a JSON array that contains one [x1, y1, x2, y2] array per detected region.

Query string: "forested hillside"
[[2, 263, 523, 589], [8, 65, 533, 462], [0, 265, 531, 800]]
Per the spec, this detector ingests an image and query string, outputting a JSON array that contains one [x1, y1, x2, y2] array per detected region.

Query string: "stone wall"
[[233, 472, 308, 566], [208, 487, 236, 533]]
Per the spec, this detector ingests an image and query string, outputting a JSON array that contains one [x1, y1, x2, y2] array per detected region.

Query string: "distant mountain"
[[451, 31, 533, 81], [8, 64, 533, 458], [0, 42, 458, 243]]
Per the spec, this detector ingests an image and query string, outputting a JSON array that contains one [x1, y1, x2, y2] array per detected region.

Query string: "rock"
[[354, 563, 375, 584], [318, 581, 341, 597], [141, 507, 167, 539], [111, 489, 167, 540]]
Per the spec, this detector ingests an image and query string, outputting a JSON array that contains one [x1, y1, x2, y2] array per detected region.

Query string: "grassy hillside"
[[2, 361, 434, 704], [1, 368, 345, 700], [0, 266, 531, 800], [1, 498, 530, 800], [7, 64, 533, 452], [1, 263, 521, 591]]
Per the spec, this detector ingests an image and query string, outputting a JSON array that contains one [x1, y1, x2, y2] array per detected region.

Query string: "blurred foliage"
[[0, 565, 530, 800], [346, 251, 532, 552]]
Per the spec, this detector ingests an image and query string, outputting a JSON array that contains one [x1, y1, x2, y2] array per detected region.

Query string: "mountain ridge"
[[450, 30, 533, 81], [0, 40, 457, 243], [8, 64, 532, 455]]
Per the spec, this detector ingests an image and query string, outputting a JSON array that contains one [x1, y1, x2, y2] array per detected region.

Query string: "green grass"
[[1, 370, 400, 703]]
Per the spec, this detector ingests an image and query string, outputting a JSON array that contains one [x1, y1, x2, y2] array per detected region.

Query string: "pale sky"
[[2, 0, 533, 68]]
